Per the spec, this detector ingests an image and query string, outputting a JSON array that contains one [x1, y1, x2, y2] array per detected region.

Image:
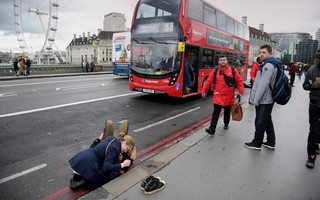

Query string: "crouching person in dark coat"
[[69, 131, 136, 189]]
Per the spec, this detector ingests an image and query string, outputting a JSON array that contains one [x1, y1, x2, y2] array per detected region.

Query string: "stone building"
[[66, 13, 126, 64]]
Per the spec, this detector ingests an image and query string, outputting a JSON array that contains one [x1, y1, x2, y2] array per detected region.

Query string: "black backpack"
[[269, 64, 292, 105]]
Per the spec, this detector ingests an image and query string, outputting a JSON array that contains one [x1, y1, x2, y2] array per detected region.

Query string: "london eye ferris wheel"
[[14, 0, 65, 64]]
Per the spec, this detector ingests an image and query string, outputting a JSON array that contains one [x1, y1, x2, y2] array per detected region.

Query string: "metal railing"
[[0, 64, 113, 76]]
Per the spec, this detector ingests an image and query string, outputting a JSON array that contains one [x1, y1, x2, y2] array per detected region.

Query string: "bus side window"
[[202, 49, 214, 69]]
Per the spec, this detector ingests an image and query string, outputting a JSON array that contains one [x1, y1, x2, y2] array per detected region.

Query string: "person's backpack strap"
[[105, 138, 116, 156], [232, 67, 235, 80], [213, 68, 219, 83]]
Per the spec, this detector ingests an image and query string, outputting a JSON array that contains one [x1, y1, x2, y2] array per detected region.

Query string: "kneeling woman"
[[69, 132, 136, 188]]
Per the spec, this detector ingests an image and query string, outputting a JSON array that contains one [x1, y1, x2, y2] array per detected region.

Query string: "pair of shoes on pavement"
[[141, 176, 166, 195], [306, 155, 316, 169]]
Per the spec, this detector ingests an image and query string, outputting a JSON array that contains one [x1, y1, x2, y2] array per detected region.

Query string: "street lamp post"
[[89, 34, 100, 64]]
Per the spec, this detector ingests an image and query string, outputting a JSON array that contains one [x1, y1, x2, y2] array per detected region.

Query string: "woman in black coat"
[[69, 132, 136, 188]]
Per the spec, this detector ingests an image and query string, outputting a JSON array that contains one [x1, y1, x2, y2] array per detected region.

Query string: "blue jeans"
[[252, 104, 275, 146]]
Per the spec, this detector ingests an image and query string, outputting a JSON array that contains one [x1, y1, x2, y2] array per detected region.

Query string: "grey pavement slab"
[[112, 80, 319, 200]]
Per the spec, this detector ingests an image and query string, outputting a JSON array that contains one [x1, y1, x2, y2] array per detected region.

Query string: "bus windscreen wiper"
[[131, 38, 148, 44]]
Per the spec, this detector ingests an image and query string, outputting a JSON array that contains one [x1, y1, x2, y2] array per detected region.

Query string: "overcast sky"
[[0, 0, 319, 53]]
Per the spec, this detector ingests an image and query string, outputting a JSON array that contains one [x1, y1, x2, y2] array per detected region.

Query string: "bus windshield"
[[136, 0, 181, 19], [131, 40, 181, 76]]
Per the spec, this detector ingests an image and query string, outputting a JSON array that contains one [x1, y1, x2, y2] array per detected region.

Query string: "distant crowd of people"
[[13, 57, 31, 76], [81, 60, 95, 73]]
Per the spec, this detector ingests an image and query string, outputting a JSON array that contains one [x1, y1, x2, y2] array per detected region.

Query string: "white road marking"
[[133, 107, 201, 132], [0, 92, 18, 97], [0, 92, 139, 118], [0, 163, 47, 184], [0, 77, 116, 88]]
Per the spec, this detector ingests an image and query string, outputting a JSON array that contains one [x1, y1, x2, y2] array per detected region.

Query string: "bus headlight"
[[129, 73, 133, 82], [169, 73, 179, 86]]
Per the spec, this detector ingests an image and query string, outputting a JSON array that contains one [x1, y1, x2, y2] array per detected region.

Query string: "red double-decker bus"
[[129, 0, 249, 97]]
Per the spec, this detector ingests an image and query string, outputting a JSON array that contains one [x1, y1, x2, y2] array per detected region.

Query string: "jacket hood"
[[259, 56, 282, 71], [261, 56, 282, 68]]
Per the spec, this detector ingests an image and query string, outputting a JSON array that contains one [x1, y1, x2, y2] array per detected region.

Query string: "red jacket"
[[289, 64, 298, 73], [250, 62, 259, 83], [202, 64, 244, 106]]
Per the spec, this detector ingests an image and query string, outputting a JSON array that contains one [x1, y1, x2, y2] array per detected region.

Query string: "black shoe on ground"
[[206, 129, 215, 135], [306, 155, 316, 169], [244, 142, 261, 150], [144, 177, 166, 195], [223, 125, 229, 130], [262, 142, 275, 150]]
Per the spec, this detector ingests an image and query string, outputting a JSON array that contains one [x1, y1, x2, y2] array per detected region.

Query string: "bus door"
[[184, 46, 200, 93]]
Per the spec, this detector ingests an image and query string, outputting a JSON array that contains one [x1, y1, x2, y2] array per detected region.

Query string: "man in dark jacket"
[[246, 44, 280, 150], [303, 50, 320, 169]]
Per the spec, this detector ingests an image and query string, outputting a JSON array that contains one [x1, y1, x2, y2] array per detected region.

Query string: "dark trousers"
[[307, 103, 320, 157], [209, 104, 231, 133], [252, 104, 275, 146], [290, 72, 296, 86]]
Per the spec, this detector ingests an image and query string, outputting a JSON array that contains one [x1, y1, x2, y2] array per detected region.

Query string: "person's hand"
[[122, 159, 131, 168], [99, 133, 104, 140], [202, 92, 206, 98]]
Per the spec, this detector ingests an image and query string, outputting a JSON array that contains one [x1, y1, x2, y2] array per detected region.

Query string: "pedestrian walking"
[[250, 57, 262, 85], [245, 44, 281, 150], [302, 50, 320, 169], [201, 55, 244, 135], [81, 60, 86, 73], [17, 58, 26, 76], [26, 58, 31, 76], [289, 61, 298, 86], [85, 60, 89, 73], [13, 59, 18, 75], [298, 64, 303, 80], [90, 60, 95, 72]]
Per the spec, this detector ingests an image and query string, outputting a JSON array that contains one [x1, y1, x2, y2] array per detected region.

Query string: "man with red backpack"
[[201, 55, 244, 135]]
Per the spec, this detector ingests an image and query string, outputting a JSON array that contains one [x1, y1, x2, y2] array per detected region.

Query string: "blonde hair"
[[118, 132, 136, 159]]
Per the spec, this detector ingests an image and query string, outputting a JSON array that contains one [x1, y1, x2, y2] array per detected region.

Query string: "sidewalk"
[[0, 71, 112, 81], [81, 79, 319, 200]]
